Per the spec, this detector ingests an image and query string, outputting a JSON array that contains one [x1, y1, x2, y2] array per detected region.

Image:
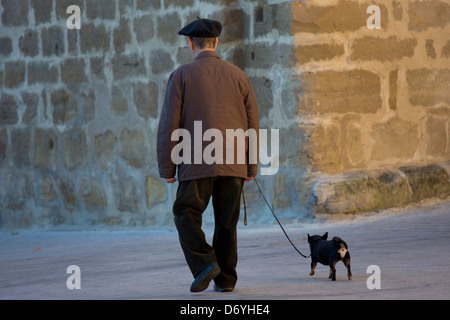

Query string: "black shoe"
[[190, 265, 221, 293], [213, 284, 234, 293]]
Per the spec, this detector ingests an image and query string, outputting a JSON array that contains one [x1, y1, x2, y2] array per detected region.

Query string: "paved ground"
[[1, 200, 449, 300]]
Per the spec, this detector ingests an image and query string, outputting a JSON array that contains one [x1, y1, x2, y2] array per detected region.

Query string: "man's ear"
[[214, 37, 219, 50], [188, 37, 195, 51]]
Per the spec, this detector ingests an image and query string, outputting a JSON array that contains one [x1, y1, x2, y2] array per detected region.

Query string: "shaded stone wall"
[[1, 0, 450, 229]]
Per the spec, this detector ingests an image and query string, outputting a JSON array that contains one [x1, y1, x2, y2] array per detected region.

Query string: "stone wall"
[[1, 0, 450, 229], [285, 0, 450, 214]]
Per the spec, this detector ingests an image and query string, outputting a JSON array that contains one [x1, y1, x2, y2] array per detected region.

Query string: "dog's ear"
[[307, 234, 311, 243], [322, 232, 328, 240]]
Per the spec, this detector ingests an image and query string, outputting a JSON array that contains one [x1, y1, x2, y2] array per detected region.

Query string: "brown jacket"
[[157, 51, 260, 182]]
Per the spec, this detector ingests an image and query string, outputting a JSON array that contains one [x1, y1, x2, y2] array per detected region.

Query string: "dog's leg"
[[310, 261, 317, 276], [330, 261, 337, 281], [343, 253, 352, 280]]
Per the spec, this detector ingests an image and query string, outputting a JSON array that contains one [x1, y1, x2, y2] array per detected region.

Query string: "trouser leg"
[[211, 177, 244, 289], [173, 178, 217, 278]]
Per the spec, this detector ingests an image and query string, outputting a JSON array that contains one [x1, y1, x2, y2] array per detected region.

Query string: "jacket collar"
[[194, 50, 221, 61]]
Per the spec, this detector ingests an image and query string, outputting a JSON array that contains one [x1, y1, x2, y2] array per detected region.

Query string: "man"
[[157, 18, 259, 293]]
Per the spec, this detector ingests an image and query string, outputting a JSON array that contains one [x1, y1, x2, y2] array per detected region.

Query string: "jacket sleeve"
[[157, 69, 183, 179], [244, 77, 260, 177]]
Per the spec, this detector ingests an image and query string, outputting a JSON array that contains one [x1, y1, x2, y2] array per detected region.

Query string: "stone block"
[[28, 61, 58, 85], [350, 37, 417, 62], [90, 57, 105, 80], [309, 122, 341, 173], [254, 2, 291, 37], [94, 130, 116, 171], [177, 46, 192, 66], [149, 49, 174, 75], [61, 58, 87, 84], [114, 18, 131, 54], [341, 116, 364, 168], [119, 127, 148, 168], [81, 88, 95, 123], [10, 128, 30, 167], [278, 125, 311, 169], [220, 8, 250, 43], [407, 68, 450, 107], [55, 0, 83, 19], [64, 127, 88, 170], [79, 177, 107, 212], [19, 30, 39, 57], [157, 13, 181, 43], [146, 176, 167, 208], [113, 171, 139, 212], [0, 93, 18, 125], [242, 42, 293, 69], [110, 86, 128, 116], [42, 26, 65, 56], [442, 40, 450, 58], [38, 177, 56, 202], [392, 1, 403, 21], [409, 0, 450, 31], [51, 89, 78, 124], [314, 170, 411, 214], [297, 70, 381, 115], [56, 178, 77, 211], [132, 81, 158, 119], [137, 0, 160, 10], [400, 165, 450, 202], [22, 92, 39, 125], [272, 172, 291, 208], [389, 69, 398, 110], [3, 171, 33, 212], [164, 0, 194, 8], [291, 1, 387, 34], [119, 0, 134, 13], [425, 117, 447, 157], [34, 128, 57, 169], [426, 39, 437, 59], [80, 24, 110, 53], [249, 77, 273, 118], [1, 0, 28, 26], [134, 15, 154, 43], [86, 0, 116, 19], [112, 53, 146, 80], [4, 61, 25, 88], [293, 43, 344, 64], [371, 117, 419, 161], [0, 37, 12, 56], [31, 0, 52, 24], [0, 129, 7, 166], [68, 29, 78, 54]]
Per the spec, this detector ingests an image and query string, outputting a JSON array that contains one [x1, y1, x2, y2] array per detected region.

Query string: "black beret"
[[178, 18, 222, 38]]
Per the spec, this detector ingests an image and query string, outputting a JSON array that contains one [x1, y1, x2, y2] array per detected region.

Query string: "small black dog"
[[307, 232, 352, 281]]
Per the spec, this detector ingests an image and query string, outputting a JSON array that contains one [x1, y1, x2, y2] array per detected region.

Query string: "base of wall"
[[313, 162, 450, 214]]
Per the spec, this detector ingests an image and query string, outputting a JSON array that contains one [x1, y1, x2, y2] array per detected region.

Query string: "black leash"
[[248, 177, 310, 259]]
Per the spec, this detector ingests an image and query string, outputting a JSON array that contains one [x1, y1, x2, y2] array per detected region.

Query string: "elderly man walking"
[[157, 18, 259, 293]]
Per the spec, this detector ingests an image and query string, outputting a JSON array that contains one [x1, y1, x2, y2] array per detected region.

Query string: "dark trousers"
[[173, 176, 244, 289]]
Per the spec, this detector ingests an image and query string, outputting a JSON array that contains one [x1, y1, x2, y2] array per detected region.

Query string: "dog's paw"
[[309, 271, 315, 276], [348, 275, 352, 280]]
